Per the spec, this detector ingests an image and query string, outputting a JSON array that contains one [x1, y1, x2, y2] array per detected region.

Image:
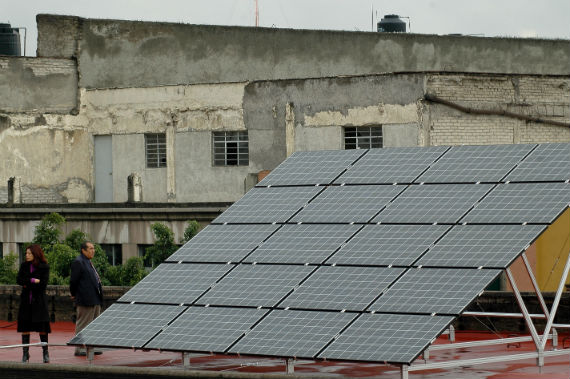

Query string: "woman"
[[17, 244, 51, 363]]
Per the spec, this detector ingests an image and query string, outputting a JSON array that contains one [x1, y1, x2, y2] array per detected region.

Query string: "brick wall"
[[426, 74, 570, 146]]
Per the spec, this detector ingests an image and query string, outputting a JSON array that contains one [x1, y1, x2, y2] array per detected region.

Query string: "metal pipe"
[[408, 349, 570, 371], [540, 248, 570, 350], [506, 268, 541, 348], [521, 253, 550, 318], [462, 311, 546, 319], [428, 334, 554, 351]]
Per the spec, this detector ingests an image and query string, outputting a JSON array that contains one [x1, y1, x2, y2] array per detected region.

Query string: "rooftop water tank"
[[0, 23, 21, 56], [377, 14, 406, 33]]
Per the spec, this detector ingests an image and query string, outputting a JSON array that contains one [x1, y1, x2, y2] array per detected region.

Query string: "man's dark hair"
[[80, 241, 92, 252]]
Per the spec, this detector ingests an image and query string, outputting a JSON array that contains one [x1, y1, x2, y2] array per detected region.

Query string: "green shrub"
[[0, 253, 18, 284], [181, 220, 201, 244], [32, 212, 65, 250], [46, 243, 76, 280], [145, 223, 179, 268]]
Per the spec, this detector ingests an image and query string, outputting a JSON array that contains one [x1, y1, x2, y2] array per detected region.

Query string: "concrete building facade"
[[0, 15, 569, 282]]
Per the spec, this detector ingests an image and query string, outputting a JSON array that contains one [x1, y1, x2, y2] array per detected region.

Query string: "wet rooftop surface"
[[1, 320, 569, 378]]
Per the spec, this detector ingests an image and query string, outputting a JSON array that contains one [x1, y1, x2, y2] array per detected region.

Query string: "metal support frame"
[[285, 358, 295, 374], [183, 352, 190, 367], [399, 246, 570, 379]]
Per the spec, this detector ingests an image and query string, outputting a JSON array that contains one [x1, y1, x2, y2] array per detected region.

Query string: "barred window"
[[344, 126, 383, 149], [100, 244, 123, 266], [213, 131, 249, 166], [145, 133, 167, 168]]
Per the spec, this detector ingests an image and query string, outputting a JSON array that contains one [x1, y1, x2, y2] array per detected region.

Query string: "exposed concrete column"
[[166, 124, 176, 202], [127, 173, 142, 202], [7, 177, 21, 205], [285, 102, 295, 157]]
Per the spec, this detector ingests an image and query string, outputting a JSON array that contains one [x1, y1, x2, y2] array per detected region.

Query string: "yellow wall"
[[536, 208, 570, 291]]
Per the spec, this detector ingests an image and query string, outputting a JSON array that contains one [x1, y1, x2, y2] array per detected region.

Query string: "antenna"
[[255, 0, 259, 27]]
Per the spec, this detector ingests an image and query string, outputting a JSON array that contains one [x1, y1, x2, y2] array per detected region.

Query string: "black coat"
[[17, 261, 50, 326], [70, 253, 103, 306]]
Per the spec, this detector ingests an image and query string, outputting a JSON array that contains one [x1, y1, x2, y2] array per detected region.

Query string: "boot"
[[40, 334, 50, 363], [21, 334, 30, 363]]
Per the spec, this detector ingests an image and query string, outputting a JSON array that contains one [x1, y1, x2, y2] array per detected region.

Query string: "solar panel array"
[[70, 143, 570, 365]]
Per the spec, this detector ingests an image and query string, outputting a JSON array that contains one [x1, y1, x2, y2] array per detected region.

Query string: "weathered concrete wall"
[[35, 15, 570, 89], [0, 57, 77, 113], [425, 74, 570, 145], [243, 74, 425, 168]]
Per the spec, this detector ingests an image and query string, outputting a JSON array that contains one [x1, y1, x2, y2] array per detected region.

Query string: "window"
[[213, 131, 249, 166], [145, 133, 167, 168], [99, 244, 123, 266], [344, 126, 383, 149]]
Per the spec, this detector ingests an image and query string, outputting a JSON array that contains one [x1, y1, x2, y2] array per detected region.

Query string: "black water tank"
[[377, 14, 406, 33], [0, 23, 21, 56]]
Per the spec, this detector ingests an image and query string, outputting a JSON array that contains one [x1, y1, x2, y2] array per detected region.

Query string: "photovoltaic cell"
[[319, 313, 453, 364], [370, 268, 500, 315], [328, 224, 449, 266], [281, 266, 403, 311], [229, 309, 355, 358], [146, 306, 268, 352], [291, 185, 403, 223], [334, 146, 448, 184], [416, 144, 535, 183], [196, 264, 314, 307], [461, 182, 570, 224], [505, 143, 570, 182], [167, 224, 279, 263], [373, 184, 493, 224], [257, 149, 365, 186], [119, 263, 233, 305], [244, 224, 360, 264], [68, 303, 184, 348], [417, 224, 547, 268], [213, 186, 322, 224]]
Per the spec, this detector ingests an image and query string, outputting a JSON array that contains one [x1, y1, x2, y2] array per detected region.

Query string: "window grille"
[[344, 126, 383, 149], [213, 131, 249, 166]]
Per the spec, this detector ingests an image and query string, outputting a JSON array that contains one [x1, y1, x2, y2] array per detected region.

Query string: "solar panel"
[[119, 263, 233, 305], [417, 224, 547, 268], [370, 268, 501, 315], [461, 182, 570, 224], [327, 224, 449, 266], [244, 224, 361, 264], [291, 185, 403, 223], [146, 306, 268, 352], [318, 313, 454, 364], [68, 303, 184, 348], [505, 143, 570, 182], [334, 146, 448, 184], [373, 184, 493, 224], [167, 224, 279, 263], [416, 144, 535, 183], [229, 309, 355, 358], [196, 264, 314, 307], [258, 149, 365, 186], [281, 266, 404, 311], [213, 186, 322, 224]]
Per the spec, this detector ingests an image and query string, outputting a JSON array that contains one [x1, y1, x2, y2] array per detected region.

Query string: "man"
[[70, 241, 103, 356]]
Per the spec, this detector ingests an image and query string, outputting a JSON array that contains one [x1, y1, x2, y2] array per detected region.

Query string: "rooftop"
[[1, 320, 569, 378]]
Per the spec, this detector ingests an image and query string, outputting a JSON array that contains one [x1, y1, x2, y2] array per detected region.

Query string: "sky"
[[3, 0, 570, 56]]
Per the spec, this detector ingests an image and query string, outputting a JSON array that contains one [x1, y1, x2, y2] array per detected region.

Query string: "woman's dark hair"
[[26, 244, 47, 266]]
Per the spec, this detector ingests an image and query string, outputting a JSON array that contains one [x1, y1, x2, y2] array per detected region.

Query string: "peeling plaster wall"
[[243, 74, 425, 168], [0, 57, 77, 113], [35, 15, 570, 89]]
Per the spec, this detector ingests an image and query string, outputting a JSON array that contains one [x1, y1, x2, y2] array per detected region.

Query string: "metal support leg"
[[86, 346, 94, 362], [449, 325, 455, 342], [423, 347, 430, 361], [506, 268, 541, 348], [521, 253, 550, 319], [400, 364, 409, 379], [552, 328, 558, 349], [182, 352, 190, 368], [540, 248, 570, 351], [286, 358, 295, 374]]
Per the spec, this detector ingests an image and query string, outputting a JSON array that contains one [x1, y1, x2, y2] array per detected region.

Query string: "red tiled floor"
[[1, 320, 569, 378]]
